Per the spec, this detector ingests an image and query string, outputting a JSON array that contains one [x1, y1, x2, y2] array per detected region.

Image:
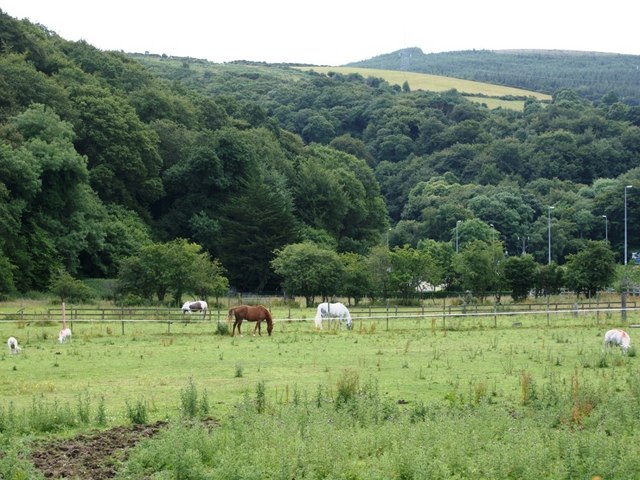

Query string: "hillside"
[[296, 66, 551, 111], [3, 9, 640, 297], [348, 48, 640, 105]]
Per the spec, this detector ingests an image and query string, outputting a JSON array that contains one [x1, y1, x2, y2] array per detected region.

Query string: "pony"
[[59, 327, 72, 344], [59, 301, 72, 344], [181, 300, 208, 315], [7, 336, 21, 354], [227, 305, 274, 337], [603, 328, 631, 354], [314, 302, 352, 330]]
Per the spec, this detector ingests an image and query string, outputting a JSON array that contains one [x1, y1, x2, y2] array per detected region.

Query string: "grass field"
[[295, 66, 552, 110], [1, 301, 636, 424], [3, 299, 640, 478]]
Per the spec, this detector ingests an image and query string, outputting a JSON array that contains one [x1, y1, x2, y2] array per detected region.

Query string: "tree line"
[[112, 234, 617, 307]]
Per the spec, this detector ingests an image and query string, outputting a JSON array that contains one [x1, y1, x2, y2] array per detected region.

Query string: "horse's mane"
[[259, 305, 273, 323]]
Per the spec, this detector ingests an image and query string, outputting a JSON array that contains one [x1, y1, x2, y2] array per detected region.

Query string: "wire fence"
[[1, 299, 639, 335]]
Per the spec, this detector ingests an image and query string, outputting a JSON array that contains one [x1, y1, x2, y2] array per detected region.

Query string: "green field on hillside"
[[297, 66, 552, 110]]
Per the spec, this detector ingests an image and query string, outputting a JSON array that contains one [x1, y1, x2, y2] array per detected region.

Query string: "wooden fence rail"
[[1, 301, 639, 334]]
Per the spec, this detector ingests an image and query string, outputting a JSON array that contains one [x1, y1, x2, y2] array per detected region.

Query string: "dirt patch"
[[30, 421, 168, 479]]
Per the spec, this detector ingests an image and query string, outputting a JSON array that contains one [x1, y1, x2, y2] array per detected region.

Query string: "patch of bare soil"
[[30, 421, 168, 479]]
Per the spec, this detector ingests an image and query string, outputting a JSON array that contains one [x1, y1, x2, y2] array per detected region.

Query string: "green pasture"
[[1, 303, 637, 425], [296, 66, 552, 110], [3, 301, 640, 478]]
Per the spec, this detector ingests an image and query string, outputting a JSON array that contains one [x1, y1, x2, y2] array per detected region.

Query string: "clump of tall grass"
[[125, 398, 148, 425], [28, 397, 76, 433], [95, 395, 107, 426], [215, 322, 229, 336], [179, 378, 210, 420], [255, 380, 266, 414], [335, 368, 359, 408], [520, 370, 536, 405], [76, 392, 91, 424], [0, 394, 111, 435]]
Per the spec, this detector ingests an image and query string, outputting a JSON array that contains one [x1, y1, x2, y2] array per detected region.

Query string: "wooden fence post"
[[386, 302, 389, 331], [546, 295, 551, 326]]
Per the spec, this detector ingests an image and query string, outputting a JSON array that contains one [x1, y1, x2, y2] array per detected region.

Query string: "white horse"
[[314, 302, 353, 330], [7, 336, 21, 354], [603, 328, 631, 354], [181, 300, 208, 315], [58, 327, 72, 344]]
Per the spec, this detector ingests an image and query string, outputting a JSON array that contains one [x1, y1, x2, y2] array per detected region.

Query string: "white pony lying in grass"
[[603, 328, 631, 354], [314, 302, 353, 330], [59, 327, 72, 344], [7, 336, 21, 354]]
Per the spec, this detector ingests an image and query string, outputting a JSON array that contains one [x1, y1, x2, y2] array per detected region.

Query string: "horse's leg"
[[253, 320, 262, 336]]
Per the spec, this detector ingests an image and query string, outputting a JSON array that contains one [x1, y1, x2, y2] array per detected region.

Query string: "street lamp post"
[[455, 220, 461, 253], [518, 235, 528, 255], [489, 223, 494, 242], [602, 215, 608, 243], [625, 185, 632, 265], [548, 206, 555, 265]]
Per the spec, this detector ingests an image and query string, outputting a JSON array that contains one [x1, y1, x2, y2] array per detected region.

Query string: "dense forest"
[[2, 10, 640, 299], [349, 47, 640, 105]]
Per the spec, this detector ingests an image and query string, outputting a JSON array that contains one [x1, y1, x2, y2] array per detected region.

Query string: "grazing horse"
[[603, 328, 631, 354], [227, 305, 274, 337], [7, 336, 21, 354], [181, 300, 208, 316], [314, 302, 352, 330], [58, 327, 72, 344]]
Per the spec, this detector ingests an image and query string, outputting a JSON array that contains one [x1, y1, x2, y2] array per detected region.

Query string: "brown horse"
[[227, 305, 274, 337]]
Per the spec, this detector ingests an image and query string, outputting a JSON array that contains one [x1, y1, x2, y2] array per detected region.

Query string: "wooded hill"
[[348, 47, 640, 105], [2, 9, 640, 297]]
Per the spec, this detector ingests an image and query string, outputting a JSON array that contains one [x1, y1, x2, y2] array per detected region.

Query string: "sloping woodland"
[[2, 10, 640, 296]]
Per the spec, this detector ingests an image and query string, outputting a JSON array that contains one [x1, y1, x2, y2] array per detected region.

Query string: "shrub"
[[215, 322, 230, 335], [335, 369, 359, 408], [180, 378, 199, 419], [125, 398, 148, 425]]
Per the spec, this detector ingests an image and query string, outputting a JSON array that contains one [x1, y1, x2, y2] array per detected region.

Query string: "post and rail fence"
[[1, 298, 639, 334]]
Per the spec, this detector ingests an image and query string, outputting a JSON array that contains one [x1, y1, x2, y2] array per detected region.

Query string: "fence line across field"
[[1, 303, 640, 334]]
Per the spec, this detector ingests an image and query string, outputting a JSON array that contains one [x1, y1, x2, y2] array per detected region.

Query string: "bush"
[[125, 398, 148, 425]]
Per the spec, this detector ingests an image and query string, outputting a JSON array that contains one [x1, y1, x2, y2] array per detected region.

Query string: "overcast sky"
[[2, 1, 638, 66]]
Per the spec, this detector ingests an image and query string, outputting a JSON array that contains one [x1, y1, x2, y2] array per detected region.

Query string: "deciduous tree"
[[564, 240, 616, 298], [271, 242, 344, 307]]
